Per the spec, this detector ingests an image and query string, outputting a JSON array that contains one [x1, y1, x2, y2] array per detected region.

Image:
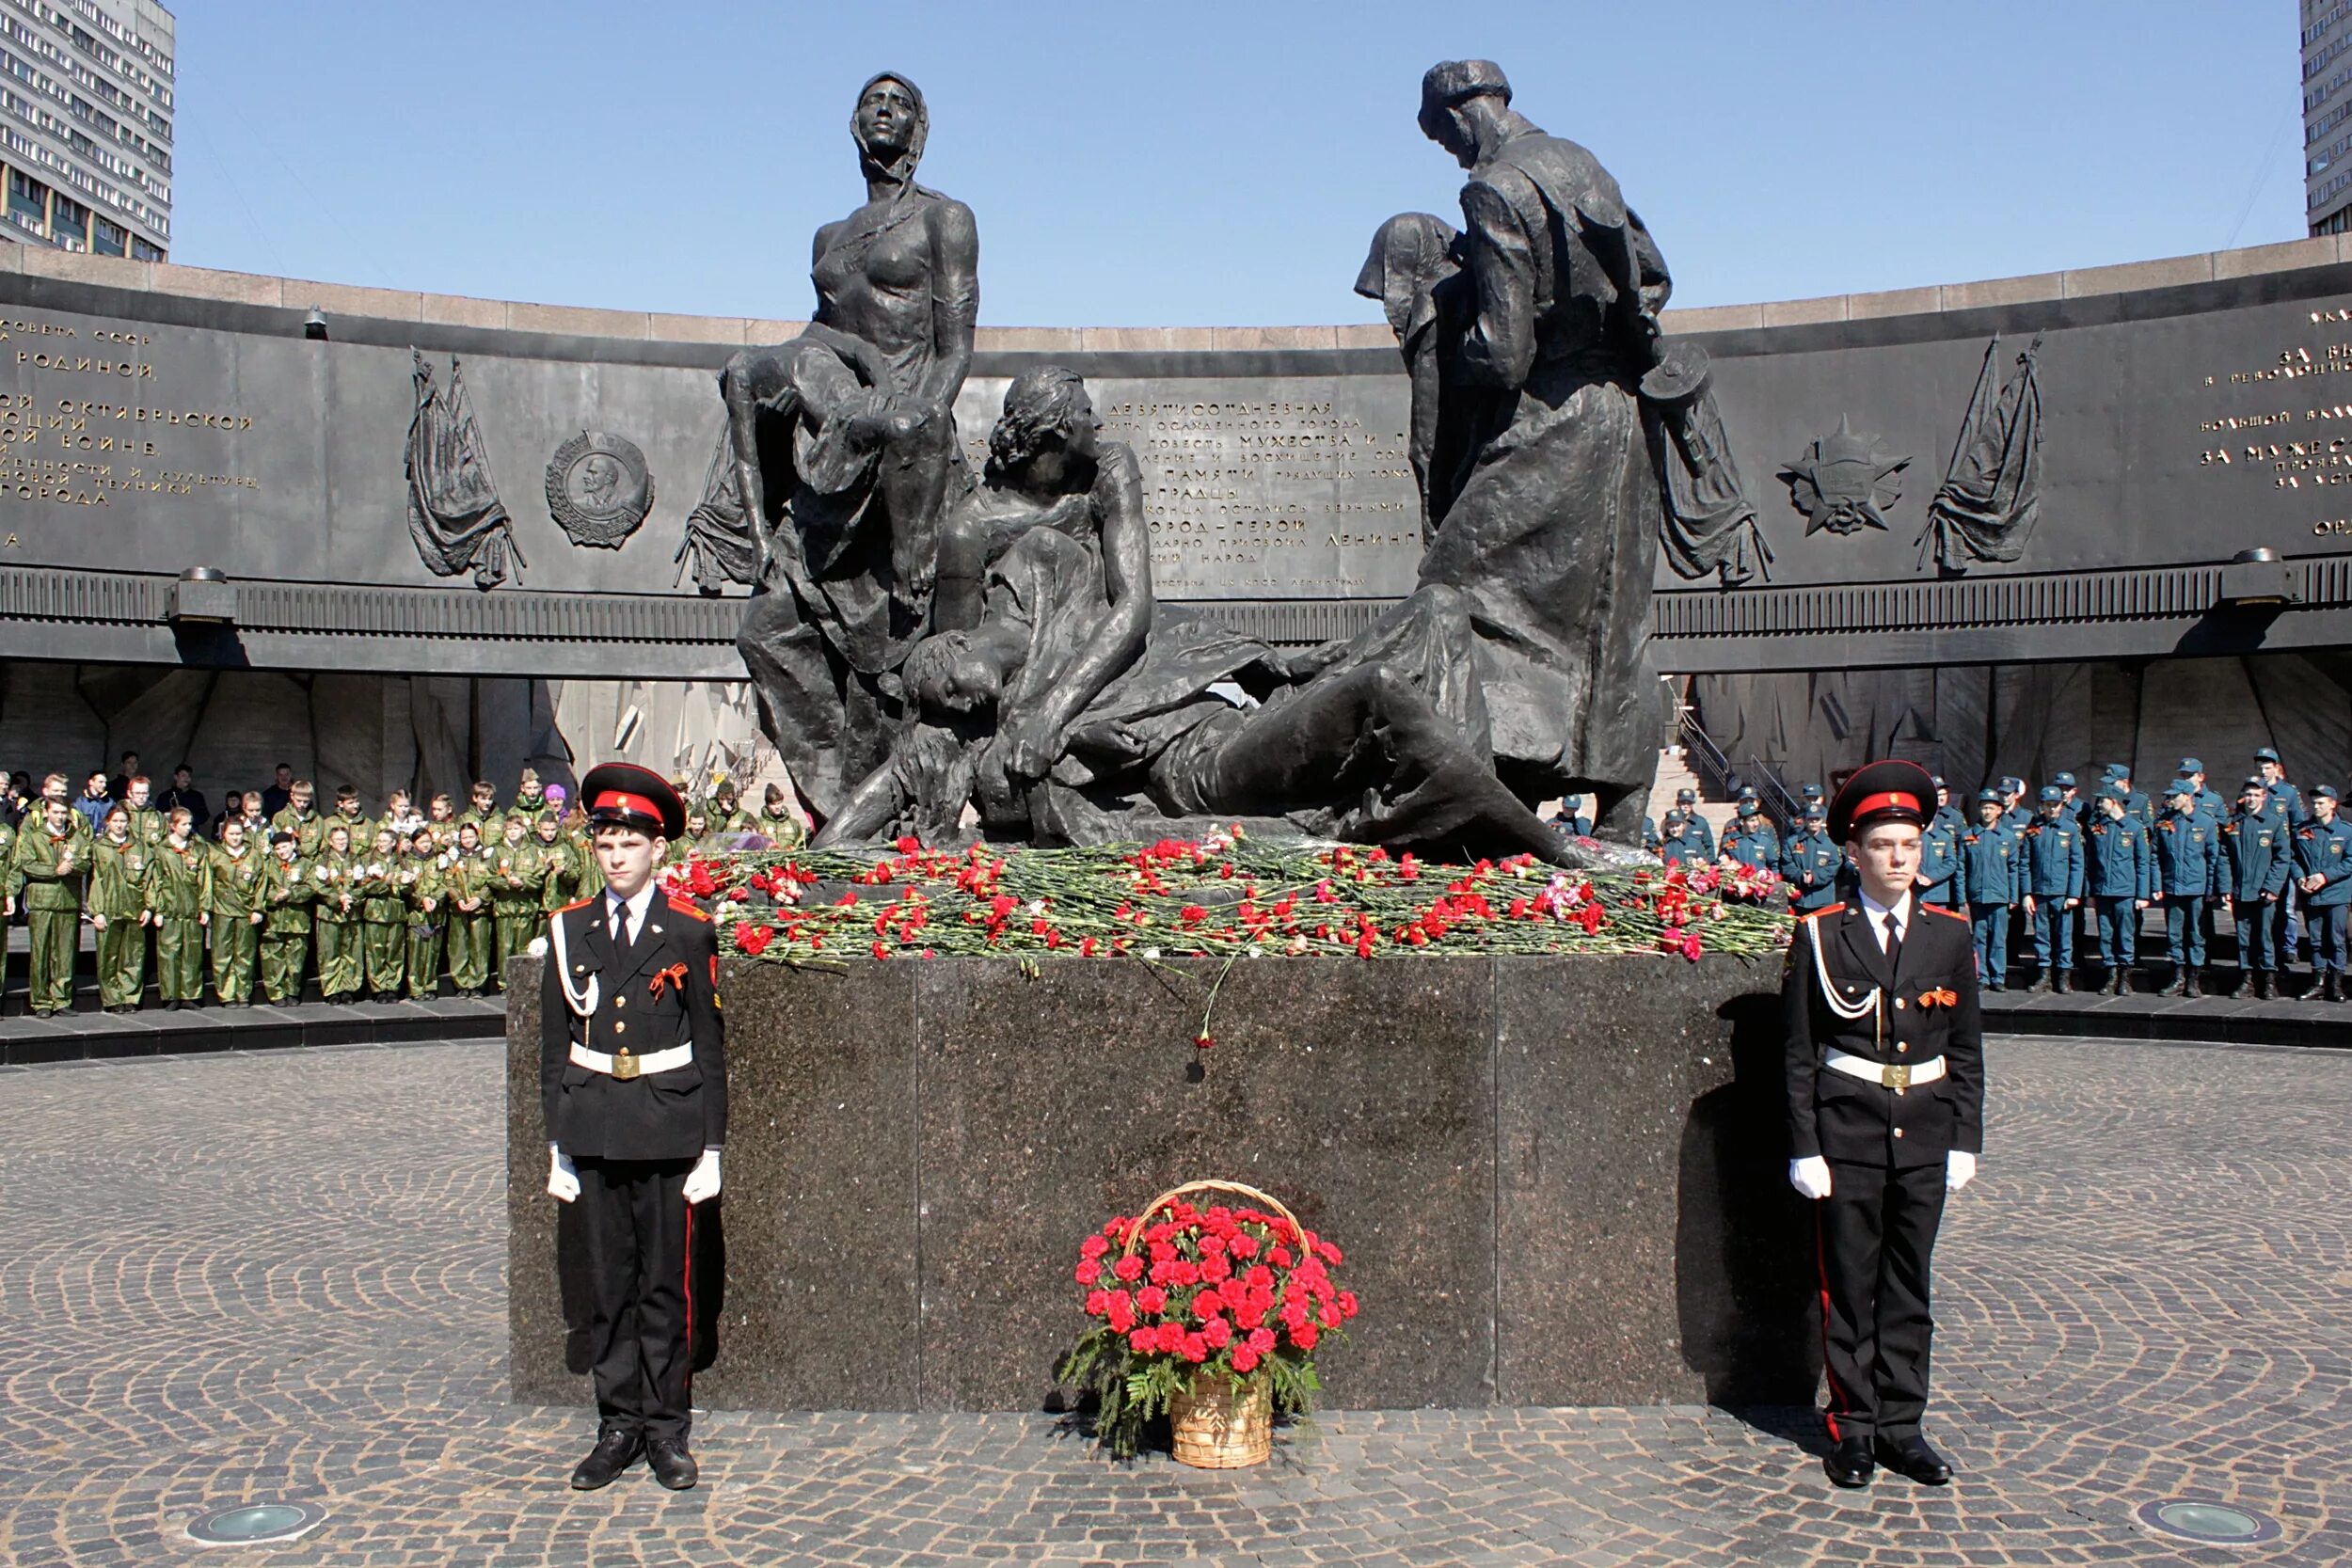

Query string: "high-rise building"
[[2308, 1, 2352, 234], [0, 0, 170, 261]]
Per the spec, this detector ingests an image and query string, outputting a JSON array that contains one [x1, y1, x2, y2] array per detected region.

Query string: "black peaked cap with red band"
[[1828, 759, 1937, 844], [580, 761, 686, 842]]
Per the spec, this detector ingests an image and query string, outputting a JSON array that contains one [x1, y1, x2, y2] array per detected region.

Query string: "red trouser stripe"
[[681, 1196, 695, 1404], [1814, 1204, 1846, 1442]]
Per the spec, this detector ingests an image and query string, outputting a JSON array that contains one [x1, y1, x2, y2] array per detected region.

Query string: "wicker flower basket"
[[1124, 1179, 1301, 1468], [1168, 1370, 1274, 1468]]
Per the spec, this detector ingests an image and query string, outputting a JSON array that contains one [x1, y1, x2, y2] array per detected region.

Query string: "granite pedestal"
[[506, 954, 1809, 1412]]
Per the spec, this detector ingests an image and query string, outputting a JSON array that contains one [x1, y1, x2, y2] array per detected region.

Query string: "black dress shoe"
[[569, 1428, 642, 1491], [1874, 1433, 1954, 1485], [1823, 1436, 1875, 1488], [645, 1436, 698, 1490]]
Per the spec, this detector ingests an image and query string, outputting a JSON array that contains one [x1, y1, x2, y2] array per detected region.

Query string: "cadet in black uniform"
[[542, 763, 728, 1492], [1783, 760, 1986, 1490]]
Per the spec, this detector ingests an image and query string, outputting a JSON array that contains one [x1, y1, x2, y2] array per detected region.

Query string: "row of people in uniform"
[[1640, 748, 2352, 1001], [0, 771, 803, 1014]]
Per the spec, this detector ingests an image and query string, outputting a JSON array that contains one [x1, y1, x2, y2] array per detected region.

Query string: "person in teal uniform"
[[2220, 776, 2292, 1000], [2292, 784, 2352, 1002], [1960, 789, 2018, 990], [1778, 801, 1844, 913], [2020, 785, 2084, 993], [1916, 809, 1966, 910], [2082, 782, 2153, 995], [2153, 778, 2223, 997]]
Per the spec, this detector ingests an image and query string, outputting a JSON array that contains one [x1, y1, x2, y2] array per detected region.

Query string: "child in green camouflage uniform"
[[207, 816, 266, 1005], [89, 804, 150, 1012], [403, 832, 447, 1000], [144, 808, 208, 1008], [258, 831, 315, 1004], [312, 822, 362, 1001], [358, 827, 407, 999], [445, 820, 494, 997], [487, 814, 544, 990], [10, 797, 87, 1015]]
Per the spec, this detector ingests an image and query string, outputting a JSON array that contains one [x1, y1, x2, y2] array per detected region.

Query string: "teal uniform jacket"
[[2219, 810, 2291, 900], [2084, 814, 2154, 900], [1721, 818, 1780, 874], [1661, 826, 1713, 867], [2264, 779, 2306, 829], [2292, 816, 2352, 908], [1960, 821, 2020, 905], [2021, 816, 2085, 899], [2153, 809, 2221, 896], [1916, 819, 1966, 906], [1777, 828, 1843, 912]]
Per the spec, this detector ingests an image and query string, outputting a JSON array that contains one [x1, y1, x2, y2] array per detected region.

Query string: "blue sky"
[[170, 0, 2309, 327]]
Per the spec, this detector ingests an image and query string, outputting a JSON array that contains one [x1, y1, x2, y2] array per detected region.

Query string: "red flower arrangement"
[[1057, 1180, 1358, 1460]]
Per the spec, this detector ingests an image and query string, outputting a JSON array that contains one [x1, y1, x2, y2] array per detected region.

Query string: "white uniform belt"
[[1825, 1050, 1945, 1090], [569, 1041, 693, 1077]]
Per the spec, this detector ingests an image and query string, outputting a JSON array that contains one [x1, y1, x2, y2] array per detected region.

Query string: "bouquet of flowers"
[[1057, 1179, 1357, 1464]]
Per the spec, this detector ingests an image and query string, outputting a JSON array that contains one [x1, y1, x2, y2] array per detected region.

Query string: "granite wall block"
[[508, 954, 1781, 1413]]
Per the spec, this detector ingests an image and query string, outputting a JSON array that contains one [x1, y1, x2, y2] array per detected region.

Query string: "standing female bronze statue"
[[725, 72, 979, 820]]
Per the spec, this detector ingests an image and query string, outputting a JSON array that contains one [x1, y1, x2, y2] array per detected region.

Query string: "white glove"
[[1788, 1156, 1833, 1200], [1947, 1150, 1978, 1192], [682, 1148, 723, 1205], [547, 1144, 580, 1204]]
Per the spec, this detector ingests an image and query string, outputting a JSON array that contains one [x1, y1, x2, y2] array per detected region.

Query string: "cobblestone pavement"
[[0, 1036, 2345, 1567]]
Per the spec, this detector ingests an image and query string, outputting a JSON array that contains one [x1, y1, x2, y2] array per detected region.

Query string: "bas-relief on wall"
[[1, 277, 2351, 602]]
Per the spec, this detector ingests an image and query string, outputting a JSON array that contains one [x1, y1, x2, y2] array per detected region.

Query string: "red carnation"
[[1246, 1326, 1276, 1354], [1200, 1315, 1232, 1349], [1134, 1285, 1168, 1315], [1074, 1261, 1100, 1286], [1111, 1255, 1143, 1283], [1192, 1287, 1224, 1318], [1079, 1234, 1109, 1260], [1127, 1327, 1155, 1354], [1232, 1345, 1261, 1374], [1294, 1322, 1320, 1351]]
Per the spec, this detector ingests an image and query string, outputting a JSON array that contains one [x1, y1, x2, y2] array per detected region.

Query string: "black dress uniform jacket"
[[1784, 898, 1985, 1169], [540, 894, 728, 1161]]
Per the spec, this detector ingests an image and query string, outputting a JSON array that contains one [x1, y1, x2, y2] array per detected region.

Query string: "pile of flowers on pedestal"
[[661, 830, 1790, 970]]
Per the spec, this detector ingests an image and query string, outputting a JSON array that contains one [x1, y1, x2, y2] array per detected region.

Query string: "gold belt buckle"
[[612, 1049, 639, 1082], [1883, 1062, 1911, 1092]]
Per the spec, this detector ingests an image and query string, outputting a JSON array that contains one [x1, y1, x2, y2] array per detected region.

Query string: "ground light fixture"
[[184, 1501, 328, 1547], [2133, 1497, 2281, 1547]]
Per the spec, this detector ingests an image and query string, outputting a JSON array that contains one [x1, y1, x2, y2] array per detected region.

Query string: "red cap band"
[[1851, 791, 1921, 821], [593, 790, 660, 822]]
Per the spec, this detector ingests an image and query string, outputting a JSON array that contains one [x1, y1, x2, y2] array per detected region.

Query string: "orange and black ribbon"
[[649, 961, 690, 1001], [1918, 988, 1959, 1009]]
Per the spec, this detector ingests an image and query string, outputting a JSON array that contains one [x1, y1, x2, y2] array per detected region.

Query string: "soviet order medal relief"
[[546, 431, 655, 548]]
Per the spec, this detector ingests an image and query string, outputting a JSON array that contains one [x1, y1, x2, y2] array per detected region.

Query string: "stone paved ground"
[[0, 1036, 2345, 1567]]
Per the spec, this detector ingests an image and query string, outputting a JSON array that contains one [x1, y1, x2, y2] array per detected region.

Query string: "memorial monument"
[[729, 62, 1736, 862]]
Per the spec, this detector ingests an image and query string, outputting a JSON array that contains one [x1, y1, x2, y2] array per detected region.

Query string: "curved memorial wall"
[[2, 237, 2351, 796]]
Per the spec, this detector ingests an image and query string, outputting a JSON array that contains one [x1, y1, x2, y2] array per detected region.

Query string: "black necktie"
[[1883, 911, 1902, 971], [612, 900, 633, 955]]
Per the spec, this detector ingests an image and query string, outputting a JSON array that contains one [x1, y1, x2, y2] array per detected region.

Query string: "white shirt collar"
[[606, 882, 657, 932], [1856, 887, 1913, 949]]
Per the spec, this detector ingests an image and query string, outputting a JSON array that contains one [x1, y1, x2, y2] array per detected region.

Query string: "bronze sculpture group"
[[729, 63, 1734, 866]]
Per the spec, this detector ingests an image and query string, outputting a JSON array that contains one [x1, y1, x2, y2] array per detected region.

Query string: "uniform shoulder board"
[[1919, 903, 1970, 924], [666, 895, 713, 923], [557, 895, 596, 913]]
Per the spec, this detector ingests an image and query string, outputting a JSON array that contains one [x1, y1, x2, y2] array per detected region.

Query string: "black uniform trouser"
[[577, 1156, 697, 1443], [1818, 1159, 1948, 1445]]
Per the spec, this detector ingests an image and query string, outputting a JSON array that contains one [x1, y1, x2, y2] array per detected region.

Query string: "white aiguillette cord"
[[1810, 915, 1881, 1022], [548, 909, 599, 1019]]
